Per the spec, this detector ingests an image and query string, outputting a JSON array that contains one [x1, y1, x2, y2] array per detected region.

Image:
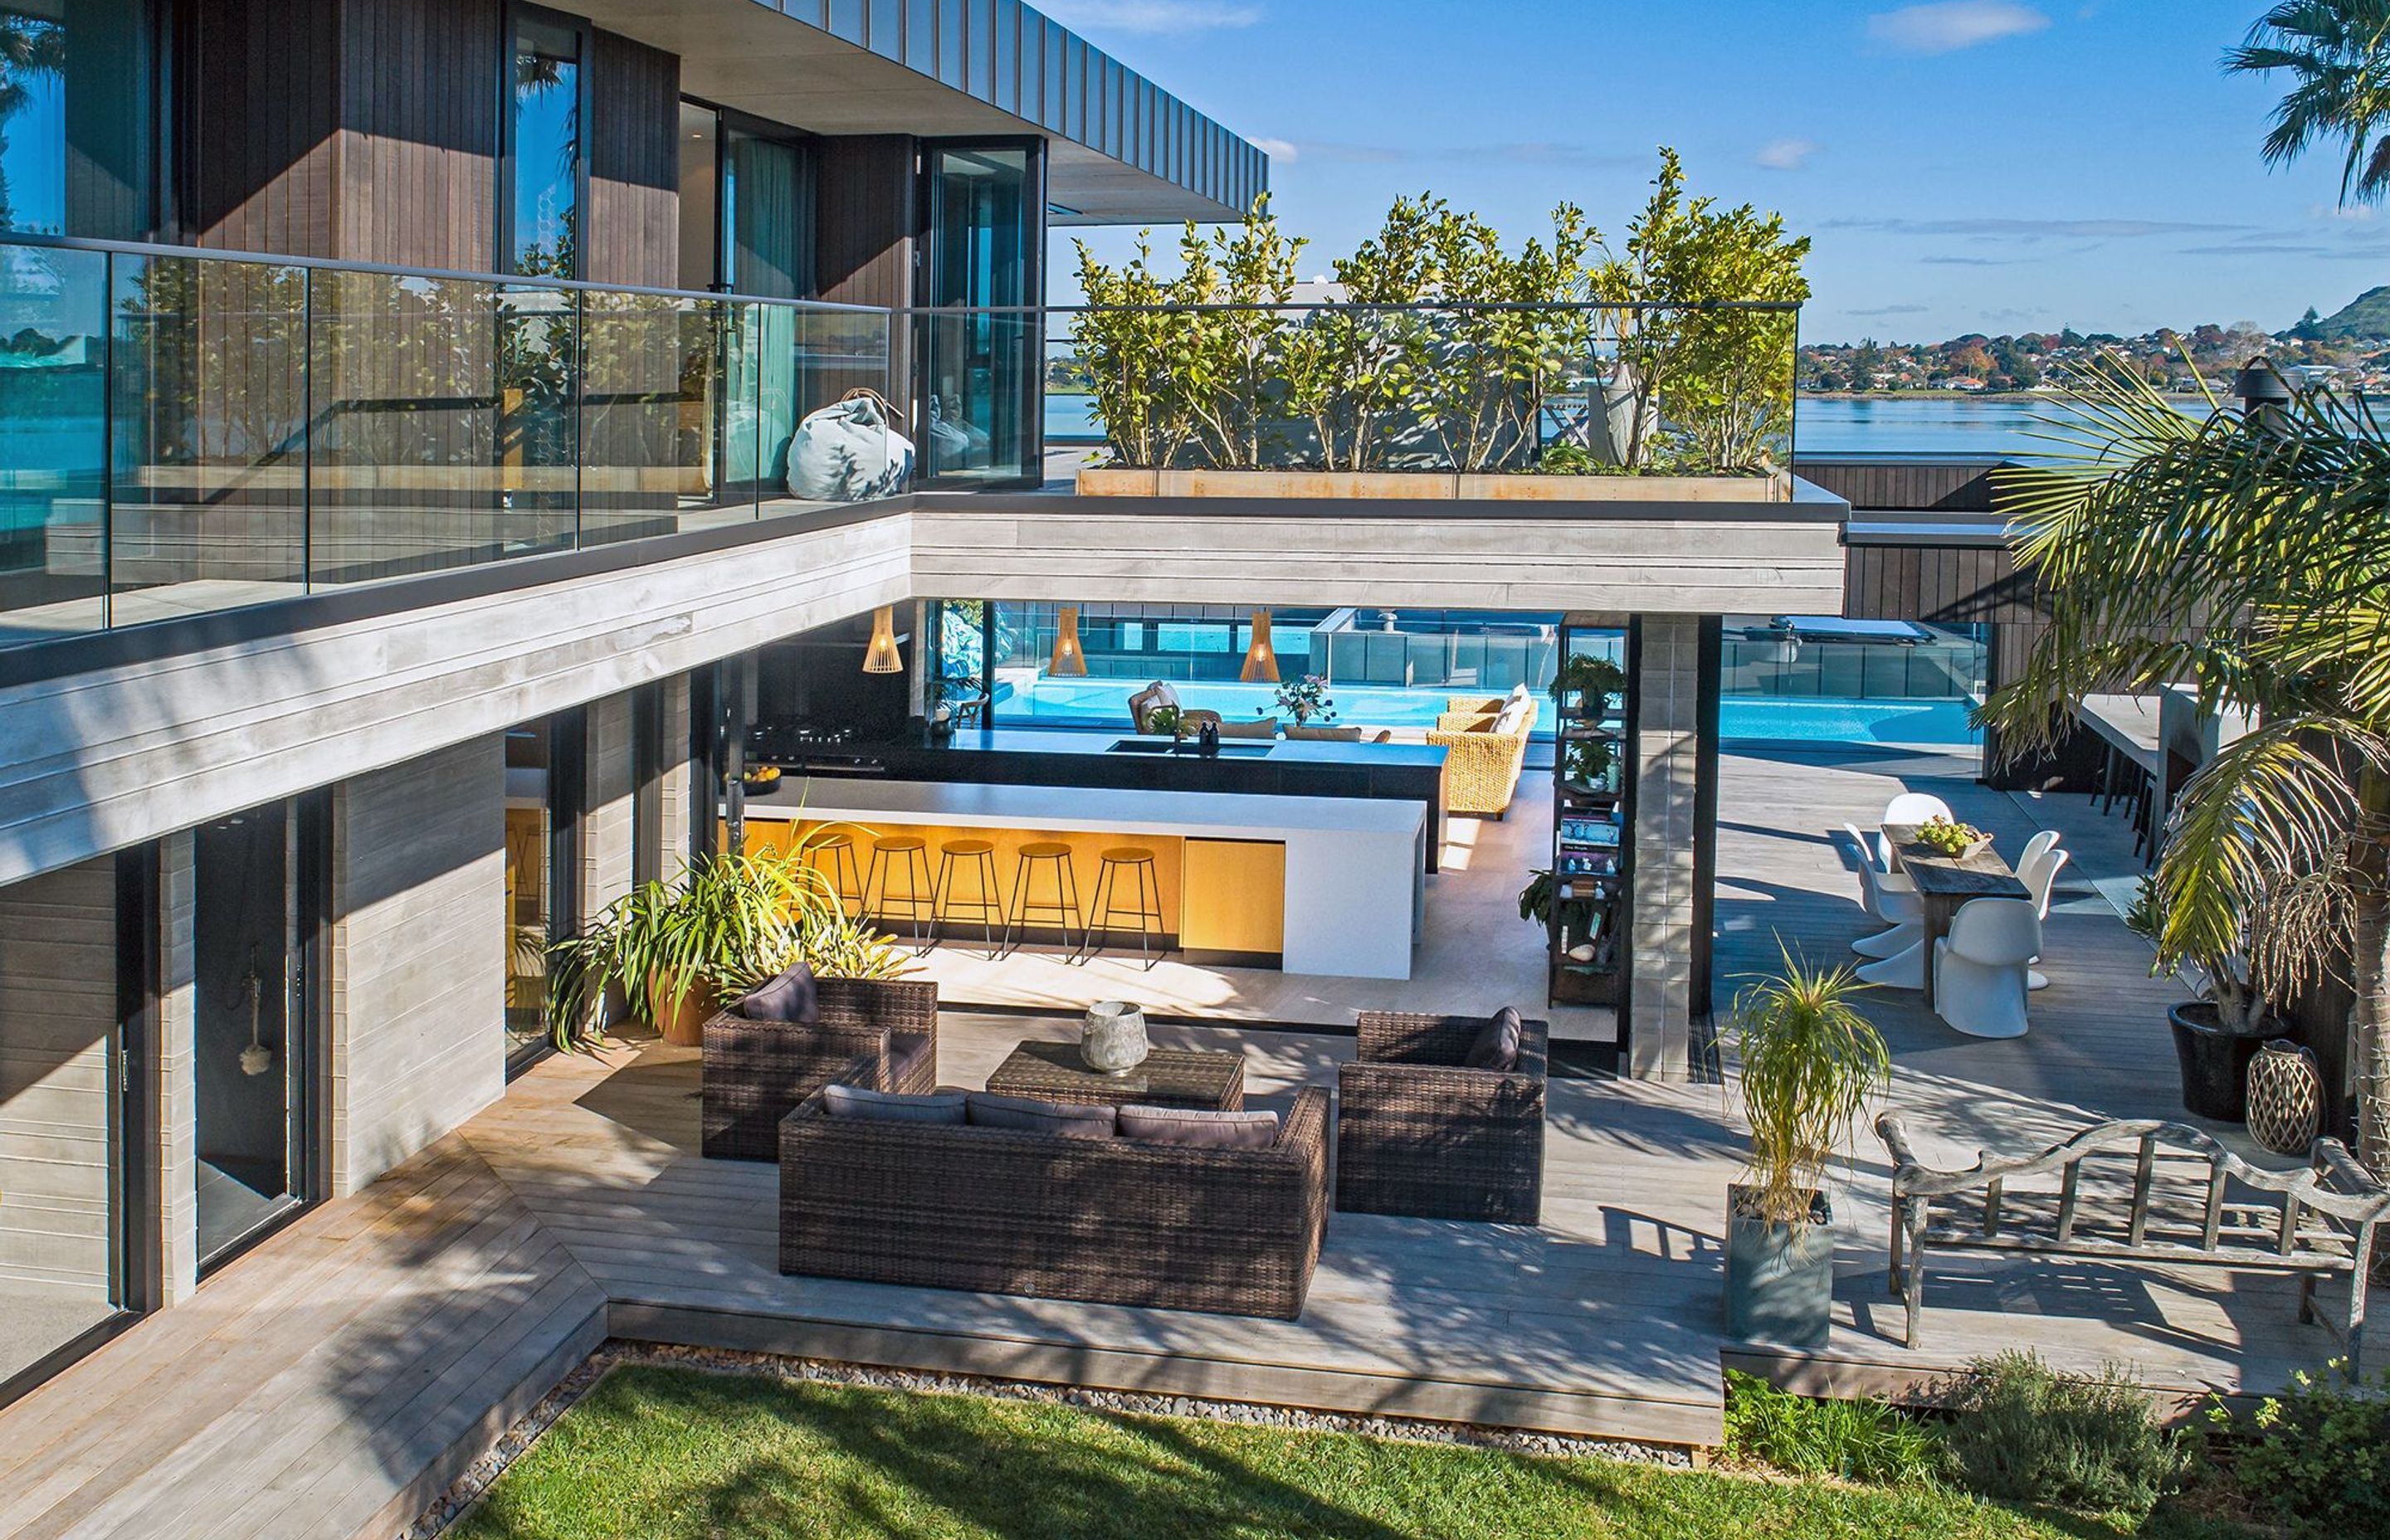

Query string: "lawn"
[[451, 1365, 2254, 1540]]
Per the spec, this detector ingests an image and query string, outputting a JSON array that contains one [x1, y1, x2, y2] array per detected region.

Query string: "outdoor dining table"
[[1880, 822, 2032, 1009]]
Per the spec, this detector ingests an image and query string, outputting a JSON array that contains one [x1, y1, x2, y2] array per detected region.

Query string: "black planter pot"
[[2168, 1001, 2270, 1123], [1724, 1185, 1834, 1350]]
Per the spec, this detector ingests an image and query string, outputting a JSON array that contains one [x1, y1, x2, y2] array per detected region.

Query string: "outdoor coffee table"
[[984, 1040, 1246, 1111]]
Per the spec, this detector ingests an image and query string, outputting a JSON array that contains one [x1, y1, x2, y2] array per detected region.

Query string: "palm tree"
[[2227, 0, 2390, 206], [1985, 359, 2390, 1169]]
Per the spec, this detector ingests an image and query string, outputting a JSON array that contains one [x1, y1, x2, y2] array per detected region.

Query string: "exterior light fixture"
[[1048, 604, 1088, 677], [2231, 356, 2294, 437], [862, 605, 903, 673], [1240, 607, 1280, 684]]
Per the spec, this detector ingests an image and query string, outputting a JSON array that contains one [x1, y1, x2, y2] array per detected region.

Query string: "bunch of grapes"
[[1916, 814, 1985, 856]]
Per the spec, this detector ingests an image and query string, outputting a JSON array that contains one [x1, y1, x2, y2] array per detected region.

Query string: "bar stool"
[[1082, 846, 1166, 970], [1006, 841, 1084, 957], [862, 836, 937, 948], [933, 838, 1003, 957], [809, 831, 865, 919]]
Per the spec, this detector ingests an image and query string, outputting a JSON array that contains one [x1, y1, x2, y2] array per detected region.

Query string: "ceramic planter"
[[1080, 1000, 1150, 1074], [2168, 1001, 2267, 1122], [1724, 1184, 1834, 1349]]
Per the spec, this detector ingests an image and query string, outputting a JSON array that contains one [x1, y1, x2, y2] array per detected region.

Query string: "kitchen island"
[[739, 777, 1427, 980]]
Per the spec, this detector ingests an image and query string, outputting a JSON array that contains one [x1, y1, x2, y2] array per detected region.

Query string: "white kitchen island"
[[739, 777, 1427, 980]]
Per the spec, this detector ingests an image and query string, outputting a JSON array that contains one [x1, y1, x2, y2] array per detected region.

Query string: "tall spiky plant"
[[1732, 948, 1890, 1226], [1985, 355, 2390, 1167]]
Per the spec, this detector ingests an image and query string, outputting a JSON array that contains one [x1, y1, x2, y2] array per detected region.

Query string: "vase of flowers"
[[1272, 675, 1337, 728]]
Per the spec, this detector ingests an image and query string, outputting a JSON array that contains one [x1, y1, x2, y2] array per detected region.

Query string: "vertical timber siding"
[[337, 0, 503, 270], [583, 31, 682, 286], [329, 736, 506, 1198]]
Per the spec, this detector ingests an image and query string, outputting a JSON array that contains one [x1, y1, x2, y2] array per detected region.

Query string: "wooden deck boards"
[[0, 748, 2339, 1538]]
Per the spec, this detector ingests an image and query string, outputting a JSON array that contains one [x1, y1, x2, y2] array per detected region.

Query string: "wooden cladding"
[[1843, 543, 2042, 627], [340, 0, 502, 270], [583, 30, 680, 286], [1797, 458, 2004, 514]]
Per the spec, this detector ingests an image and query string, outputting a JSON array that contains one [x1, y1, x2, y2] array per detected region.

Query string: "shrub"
[[1723, 1369, 1944, 1484], [2213, 1363, 2390, 1538], [1942, 1351, 2188, 1514]]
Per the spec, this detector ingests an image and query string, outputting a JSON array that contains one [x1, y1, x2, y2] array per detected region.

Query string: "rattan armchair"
[[1426, 696, 1538, 817], [1336, 1010, 1549, 1223], [700, 977, 939, 1161]]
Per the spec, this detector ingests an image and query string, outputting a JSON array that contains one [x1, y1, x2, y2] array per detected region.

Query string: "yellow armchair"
[[1427, 694, 1538, 816]]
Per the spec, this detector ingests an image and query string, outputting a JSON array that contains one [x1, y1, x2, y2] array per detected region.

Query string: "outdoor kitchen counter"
[[738, 777, 1427, 980]]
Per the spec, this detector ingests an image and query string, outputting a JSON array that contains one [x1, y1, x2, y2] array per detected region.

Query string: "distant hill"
[[2310, 285, 2390, 340]]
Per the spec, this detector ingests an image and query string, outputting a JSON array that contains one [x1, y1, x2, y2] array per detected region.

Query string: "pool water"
[[998, 680, 1980, 746]]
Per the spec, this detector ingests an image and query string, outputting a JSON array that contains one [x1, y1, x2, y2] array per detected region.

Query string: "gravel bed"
[[403, 1338, 1695, 1535]]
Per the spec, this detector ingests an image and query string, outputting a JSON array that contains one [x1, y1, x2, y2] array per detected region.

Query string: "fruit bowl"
[[1913, 814, 1990, 860]]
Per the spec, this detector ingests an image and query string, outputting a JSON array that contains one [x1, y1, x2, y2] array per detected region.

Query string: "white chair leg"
[[1856, 940, 1925, 991], [1854, 922, 1920, 959], [2027, 969, 2049, 992]]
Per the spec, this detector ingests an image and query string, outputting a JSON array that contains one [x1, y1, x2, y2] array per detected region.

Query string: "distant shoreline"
[[1800, 389, 2210, 403]]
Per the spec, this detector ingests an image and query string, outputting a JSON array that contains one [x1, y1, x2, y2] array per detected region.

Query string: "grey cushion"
[[1117, 1104, 1280, 1149], [1464, 1006, 1523, 1071], [887, 1031, 934, 1086], [822, 1084, 966, 1124], [965, 1092, 1115, 1140], [738, 962, 818, 1024]]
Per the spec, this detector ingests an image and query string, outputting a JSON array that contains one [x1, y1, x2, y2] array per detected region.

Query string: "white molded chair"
[[1933, 897, 2041, 1039], [2017, 844, 2071, 992], [2018, 829, 2061, 871], [1883, 792, 1953, 826], [1845, 823, 1924, 959]]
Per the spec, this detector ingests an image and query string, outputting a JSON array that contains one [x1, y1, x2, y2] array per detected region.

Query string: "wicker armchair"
[[780, 1069, 1331, 1318], [1426, 695, 1538, 817], [700, 977, 939, 1161], [1336, 1010, 1549, 1223]]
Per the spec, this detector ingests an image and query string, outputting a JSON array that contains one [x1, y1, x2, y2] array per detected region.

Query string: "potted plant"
[[546, 830, 908, 1050], [1143, 703, 1188, 741], [2119, 873, 2291, 1122], [1551, 653, 1626, 720], [1725, 948, 1890, 1349]]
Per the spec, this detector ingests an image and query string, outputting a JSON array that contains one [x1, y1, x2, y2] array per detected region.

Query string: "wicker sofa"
[[1427, 694, 1539, 816], [1336, 1010, 1549, 1223], [700, 977, 939, 1161], [779, 1067, 1331, 1318]]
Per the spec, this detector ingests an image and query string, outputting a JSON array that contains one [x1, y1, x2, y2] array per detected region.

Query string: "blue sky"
[[1039, 0, 2390, 343]]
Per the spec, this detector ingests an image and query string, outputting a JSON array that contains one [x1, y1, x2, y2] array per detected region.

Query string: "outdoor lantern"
[[862, 605, 903, 673], [2231, 356, 2294, 436], [1049, 604, 1088, 677], [1240, 607, 1280, 684]]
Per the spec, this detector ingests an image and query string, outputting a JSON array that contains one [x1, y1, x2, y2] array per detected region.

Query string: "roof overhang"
[[576, 0, 1264, 223]]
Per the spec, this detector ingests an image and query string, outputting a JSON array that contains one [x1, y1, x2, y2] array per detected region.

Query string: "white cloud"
[[1867, 1, 2050, 53], [1754, 137, 1818, 171], [1252, 137, 1299, 165], [1036, 0, 1261, 35]]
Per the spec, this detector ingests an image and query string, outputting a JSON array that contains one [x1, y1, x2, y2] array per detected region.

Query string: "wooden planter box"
[[1074, 466, 1788, 503]]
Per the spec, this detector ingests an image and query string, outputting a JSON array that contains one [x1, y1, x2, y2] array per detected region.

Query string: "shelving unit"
[[1546, 624, 1630, 1007]]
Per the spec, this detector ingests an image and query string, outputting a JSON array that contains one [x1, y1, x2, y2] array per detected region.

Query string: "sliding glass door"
[[191, 796, 323, 1272], [920, 141, 1042, 487]]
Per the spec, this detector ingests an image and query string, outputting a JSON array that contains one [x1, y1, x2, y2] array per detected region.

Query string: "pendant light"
[[1239, 607, 1280, 684], [1048, 604, 1088, 677], [861, 605, 903, 673]]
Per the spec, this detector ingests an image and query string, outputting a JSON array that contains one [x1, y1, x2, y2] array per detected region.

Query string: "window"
[[0, 0, 154, 241], [676, 100, 719, 291], [677, 101, 813, 300], [504, 713, 582, 1072], [505, 9, 584, 278], [920, 141, 1041, 486]]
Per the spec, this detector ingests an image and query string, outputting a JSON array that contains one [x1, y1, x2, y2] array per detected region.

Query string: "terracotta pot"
[[648, 972, 714, 1047]]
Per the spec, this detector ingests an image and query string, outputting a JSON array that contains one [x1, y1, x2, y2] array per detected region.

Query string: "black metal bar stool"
[[810, 830, 866, 919], [862, 836, 937, 948], [1082, 846, 1166, 970], [933, 838, 1003, 957], [1005, 840, 1084, 957]]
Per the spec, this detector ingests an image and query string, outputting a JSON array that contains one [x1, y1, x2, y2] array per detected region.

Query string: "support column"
[[156, 831, 198, 1304], [1628, 616, 1705, 1082], [658, 674, 694, 886], [581, 691, 636, 927]]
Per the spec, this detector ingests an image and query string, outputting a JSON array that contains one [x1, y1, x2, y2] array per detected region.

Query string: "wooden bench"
[[1876, 1112, 2390, 1372]]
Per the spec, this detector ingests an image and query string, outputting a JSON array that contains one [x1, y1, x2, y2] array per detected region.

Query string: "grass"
[[451, 1364, 2258, 1540]]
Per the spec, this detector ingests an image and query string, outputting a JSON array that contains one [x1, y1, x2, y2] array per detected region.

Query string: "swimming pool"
[[997, 679, 1980, 746]]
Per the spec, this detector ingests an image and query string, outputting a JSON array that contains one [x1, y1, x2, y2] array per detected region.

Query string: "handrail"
[[900, 299, 1803, 315], [0, 228, 890, 315]]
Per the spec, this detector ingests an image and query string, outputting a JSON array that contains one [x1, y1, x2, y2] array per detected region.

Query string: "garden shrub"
[[2214, 1363, 2390, 1539], [1722, 1369, 1944, 1485], [1942, 1351, 2187, 1513]]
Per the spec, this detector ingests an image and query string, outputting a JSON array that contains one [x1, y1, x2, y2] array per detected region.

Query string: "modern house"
[[0, 2, 2130, 1517]]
